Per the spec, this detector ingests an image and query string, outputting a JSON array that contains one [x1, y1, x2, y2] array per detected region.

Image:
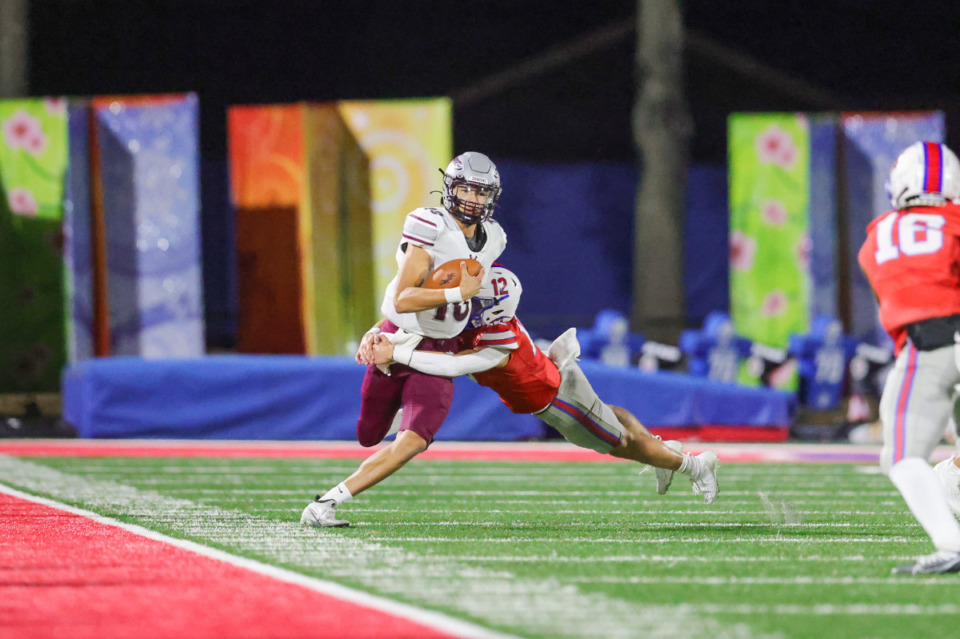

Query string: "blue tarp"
[[62, 356, 795, 440]]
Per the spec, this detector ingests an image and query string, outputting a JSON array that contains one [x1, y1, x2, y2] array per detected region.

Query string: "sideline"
[[1, 438, 951, 463]]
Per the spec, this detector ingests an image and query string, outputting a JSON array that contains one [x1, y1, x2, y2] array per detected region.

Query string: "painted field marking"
[[0, 483, 510, 639], [450, 555, 883, 563], [0, 456, 768, 639], [0, 439, 952, 465], [650, 604, 960, 616], [360, 536, 917, 543], [569, 576, 956, 585]]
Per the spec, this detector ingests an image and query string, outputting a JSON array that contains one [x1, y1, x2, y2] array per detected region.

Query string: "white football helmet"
[[468, 265, 522, 328], [885, 141, 960, 209], [441, 151, 502, 225]]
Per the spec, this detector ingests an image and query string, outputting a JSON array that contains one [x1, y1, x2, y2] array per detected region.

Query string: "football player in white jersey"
[[302, 151, 508, 527]]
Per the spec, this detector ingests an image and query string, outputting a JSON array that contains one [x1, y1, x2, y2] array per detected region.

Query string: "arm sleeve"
[[406, 348, 509, 377]]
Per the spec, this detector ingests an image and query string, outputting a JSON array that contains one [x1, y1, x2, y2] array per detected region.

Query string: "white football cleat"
[[933, 456, 960, 517], [892, 549, 960, 574], [690, 452, 720, 504], [301, 497, 350, 528], [655, 440, 684, 495]]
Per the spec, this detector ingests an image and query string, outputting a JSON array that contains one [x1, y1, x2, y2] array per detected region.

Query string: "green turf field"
[[4, 453, 960, 639]]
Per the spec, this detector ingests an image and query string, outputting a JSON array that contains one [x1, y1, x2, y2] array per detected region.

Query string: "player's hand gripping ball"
[[425, 259, 483, 289]]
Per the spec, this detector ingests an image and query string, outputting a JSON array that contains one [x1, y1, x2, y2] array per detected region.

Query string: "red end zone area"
[[0, 490, 462, 639]]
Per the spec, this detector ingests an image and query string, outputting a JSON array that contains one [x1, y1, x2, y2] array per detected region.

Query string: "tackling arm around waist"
[[403, 347, 509, 377]]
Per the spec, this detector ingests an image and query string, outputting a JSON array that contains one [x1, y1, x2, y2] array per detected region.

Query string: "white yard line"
[[647, 604, 960, 615], [314, 508, 898, 516], [0, 455, 767, 639], [569, 576, 954, 585], [336, 521, 875, 528], [449, 555, 880, 563], [358, 536, 916, 543]]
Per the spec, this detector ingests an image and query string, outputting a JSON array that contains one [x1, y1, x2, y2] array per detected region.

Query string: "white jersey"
[[381, 207, 507, 338]]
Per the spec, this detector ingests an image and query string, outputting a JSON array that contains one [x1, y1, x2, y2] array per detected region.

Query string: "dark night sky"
[[26, 0, 960, 165]]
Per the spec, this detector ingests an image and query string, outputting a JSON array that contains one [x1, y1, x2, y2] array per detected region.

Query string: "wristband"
[[444, 287, 464, 303], [364, 326, 381, 338]]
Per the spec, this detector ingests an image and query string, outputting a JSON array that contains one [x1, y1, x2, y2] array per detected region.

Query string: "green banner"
[[729, 113, 811, 388], [0, 98, 69, 392]]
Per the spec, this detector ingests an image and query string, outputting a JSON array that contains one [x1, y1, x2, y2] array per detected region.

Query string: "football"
[[425, 259, 483, 289]]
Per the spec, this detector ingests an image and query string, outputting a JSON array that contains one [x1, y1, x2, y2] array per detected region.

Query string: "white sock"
[[678, 454, 697, 476], [320, 482, 353, 506], [889, 458, 960, 553]]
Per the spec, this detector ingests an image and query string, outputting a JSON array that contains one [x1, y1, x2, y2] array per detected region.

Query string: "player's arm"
[[393, 245, 483, 313], [373, 340, 509, 377]]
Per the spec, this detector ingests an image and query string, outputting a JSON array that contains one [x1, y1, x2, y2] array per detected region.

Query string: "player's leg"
[[302, 365, 404, 527], [608, 405, 704, 497], [933, 374, 960, 516], [355, 365, 404, 447], [608, 405, 681, 468], [879, 344, 960, 573], [344, 429, 429, 496], [302, 430, 429, 528], [396, 367, 455, 444], [540, 362, 720, 502]]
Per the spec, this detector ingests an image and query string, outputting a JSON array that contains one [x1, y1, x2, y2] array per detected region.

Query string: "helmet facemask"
[[441, 152, 502, 225]]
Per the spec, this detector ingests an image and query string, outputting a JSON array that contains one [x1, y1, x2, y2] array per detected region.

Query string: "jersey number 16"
[[874, 212, 946, 265]]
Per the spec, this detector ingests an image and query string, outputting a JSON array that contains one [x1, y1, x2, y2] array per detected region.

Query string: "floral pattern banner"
[[0, 98, 69, 392], [0, 99, 68, 221], [728, 113, 811, 352]]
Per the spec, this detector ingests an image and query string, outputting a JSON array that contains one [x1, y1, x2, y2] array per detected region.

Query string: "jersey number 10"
[[874, 212, 946, 265]]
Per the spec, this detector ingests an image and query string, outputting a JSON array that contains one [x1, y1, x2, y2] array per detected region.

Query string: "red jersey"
[[459, 318, 561, 414], [857, 203, 960, 352]]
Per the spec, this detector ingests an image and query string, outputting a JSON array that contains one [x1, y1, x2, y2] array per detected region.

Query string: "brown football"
[[424, 259, 483, 289]]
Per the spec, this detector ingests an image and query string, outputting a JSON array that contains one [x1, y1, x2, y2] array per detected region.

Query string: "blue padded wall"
[[62, 356, 794, 441]]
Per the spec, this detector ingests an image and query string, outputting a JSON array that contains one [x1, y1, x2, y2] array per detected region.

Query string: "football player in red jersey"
[[858, 141, 960, 574], [373, 265, 720, 507]]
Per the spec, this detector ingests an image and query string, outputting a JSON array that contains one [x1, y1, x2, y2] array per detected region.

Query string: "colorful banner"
[[303, 106, 374, 354], [841, 111, 944, 345], [227, 103, 374, 355], [0, 98, 69, 391], [338, 99, 452, 296], [728, 113, 811, 355], [64, 102, 94, 363], [227, 105, 304, 209], [94, 94, 205, 358]]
